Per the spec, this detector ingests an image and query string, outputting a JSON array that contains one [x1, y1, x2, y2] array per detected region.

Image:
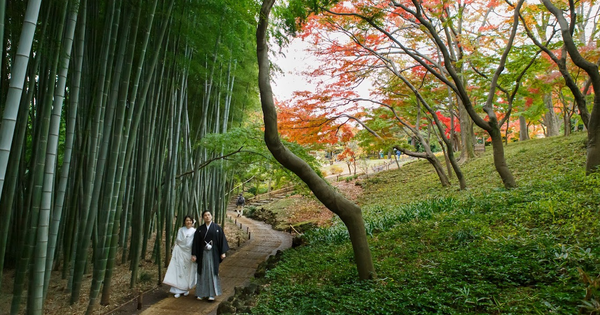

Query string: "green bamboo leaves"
[[0, 0, 258, 314]]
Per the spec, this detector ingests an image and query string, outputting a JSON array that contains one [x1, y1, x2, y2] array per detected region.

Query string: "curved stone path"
[[109, 210, 292, 315]]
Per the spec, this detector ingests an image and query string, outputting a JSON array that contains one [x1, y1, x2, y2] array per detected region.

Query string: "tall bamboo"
[[86, 3, 132, 312], [13, 3, 64, 314], [0, 49, 43, 297], [0, 0, 6, 86], [0, 14, 45, 286], [70, 0, 116, 303], [56, 0, 86, 285], [29, 1, 79, 312], [0, 0, 41, 204], [101, 0, 142, 305]]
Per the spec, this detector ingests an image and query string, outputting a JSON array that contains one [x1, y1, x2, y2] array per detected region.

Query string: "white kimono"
[[163, 226, 197, 293]]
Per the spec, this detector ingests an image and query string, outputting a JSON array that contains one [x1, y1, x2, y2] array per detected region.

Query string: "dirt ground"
[[0, 180, 360, 315], [0, 216, 248, 315]]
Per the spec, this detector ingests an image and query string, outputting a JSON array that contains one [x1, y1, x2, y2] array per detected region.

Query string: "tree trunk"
[[427, 155, 451, 187], [440, 139, 453, 178], [587, 122, 600, 173], [42, 0, 80, 303], [24, 2, 66, 312], [0, 23, 43, 288], [101, 0, 142, 304], [543, 93, 560, 137], [542, 0, 600, 174], [0, 0, 5, 84], [519, 115, 529, 141], [258, 0, 374, 279], [87, 2, 126, 312], [490, 128, 516, 188], [563, 100, 572, 136], [0, 75, 30, 289], [457, 98, 475, 162]]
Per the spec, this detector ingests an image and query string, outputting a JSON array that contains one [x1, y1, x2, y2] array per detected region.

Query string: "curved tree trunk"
[[394, 147, 451, 187], [257, 0, 374, 280], [489, 128, 516, 188], [541, 0, 600, 174], [395, 0, 523, 188], [426, 156, 451, 187]]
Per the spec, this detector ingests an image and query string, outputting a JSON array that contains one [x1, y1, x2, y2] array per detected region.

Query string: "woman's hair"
[[183, 215, 193, 226]]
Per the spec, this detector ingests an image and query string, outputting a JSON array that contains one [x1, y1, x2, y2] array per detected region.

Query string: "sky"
[[271, 37, 374, 104], [271, 38, 319, 102]]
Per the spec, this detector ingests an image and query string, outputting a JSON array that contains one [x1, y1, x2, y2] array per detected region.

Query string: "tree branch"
[[176, 147, 243, 179]]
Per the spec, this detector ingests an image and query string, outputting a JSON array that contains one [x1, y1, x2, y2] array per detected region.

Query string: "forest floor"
[[243, 133, 600, 315], [0, 214, 249, 315], [0, 180, 355, 315], [104, 179, 361, 315], [0, 154, 369, 315]]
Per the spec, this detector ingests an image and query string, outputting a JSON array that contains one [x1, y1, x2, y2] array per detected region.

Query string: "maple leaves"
[[276, 90, 359, 148], [273, 0, 600, 184], [436, 111, 460, 137], [277, 0, 462, 152]]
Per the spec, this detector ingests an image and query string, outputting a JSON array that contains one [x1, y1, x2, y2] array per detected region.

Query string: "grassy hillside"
[[248, 132, 600, 315]]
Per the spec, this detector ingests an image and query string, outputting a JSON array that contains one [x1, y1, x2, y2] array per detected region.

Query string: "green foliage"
[[199, 126, 323, 189], [176, 0, 260, 129], [139, 271, 153, 283], [341, 175, 359, 182], [251, 132, 600, 314], [578, 268, 600, 314], [274, 0, 342, 36], [244, 206, 258, 217]]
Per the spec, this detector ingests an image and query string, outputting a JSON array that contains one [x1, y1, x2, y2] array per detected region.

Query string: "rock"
[[254, 262, 266, 279], [250, 207, 278, 227], [217, 301, 236, 315], [243, 283, 260, 296], [234, 286, 244, 296], [292, 235, 305, 248], [233, 298, 246, 309], [291, 221, 317, 233]]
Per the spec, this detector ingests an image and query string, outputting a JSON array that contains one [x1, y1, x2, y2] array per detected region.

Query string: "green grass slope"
[[251, 132, 600, 315]]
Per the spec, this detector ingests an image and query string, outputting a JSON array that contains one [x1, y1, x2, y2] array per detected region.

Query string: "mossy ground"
[[249, 132, 600, 315]]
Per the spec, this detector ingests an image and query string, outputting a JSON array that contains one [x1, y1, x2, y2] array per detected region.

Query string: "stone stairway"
[[243, 186, 294, 208]]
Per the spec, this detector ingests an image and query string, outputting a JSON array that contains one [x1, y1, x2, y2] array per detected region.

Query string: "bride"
[[163, 215, 197, 297]]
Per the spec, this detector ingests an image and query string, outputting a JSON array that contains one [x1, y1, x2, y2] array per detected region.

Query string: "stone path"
[[108, 210, 292, 315]]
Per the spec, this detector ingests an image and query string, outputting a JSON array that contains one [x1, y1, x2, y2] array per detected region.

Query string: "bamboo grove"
[[0, 0, 259, 314]]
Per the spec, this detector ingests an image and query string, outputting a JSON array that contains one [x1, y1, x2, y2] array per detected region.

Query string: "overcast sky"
[[270, 37, 374, 104], [271, 38, 318, 102]]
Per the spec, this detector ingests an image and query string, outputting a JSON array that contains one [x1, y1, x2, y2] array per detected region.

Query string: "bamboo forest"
[[1, 0, 600, 314]]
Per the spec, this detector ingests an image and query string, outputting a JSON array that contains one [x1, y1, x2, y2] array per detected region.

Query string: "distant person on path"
[[235, 193, 245, 217], [162, 215, 197, 298], [394, 148, 402, 158], [192, 210, 229, 302]]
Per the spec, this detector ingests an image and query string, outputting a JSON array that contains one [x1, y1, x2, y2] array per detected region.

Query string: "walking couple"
[[162, 210, 229, 301]]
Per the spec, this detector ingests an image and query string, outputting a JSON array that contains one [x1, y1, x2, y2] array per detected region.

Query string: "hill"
[[244, 132, 600, 314]]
